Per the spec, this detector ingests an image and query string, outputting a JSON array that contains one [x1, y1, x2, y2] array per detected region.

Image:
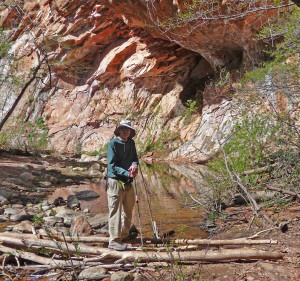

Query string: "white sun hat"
[[114, 120, 136, 138]]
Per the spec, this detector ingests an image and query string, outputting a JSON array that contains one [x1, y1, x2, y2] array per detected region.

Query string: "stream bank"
[[0, 151, 299, 280]]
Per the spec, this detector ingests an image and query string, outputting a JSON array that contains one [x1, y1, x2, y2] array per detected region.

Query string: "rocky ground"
[[0, 151, 299, 280]]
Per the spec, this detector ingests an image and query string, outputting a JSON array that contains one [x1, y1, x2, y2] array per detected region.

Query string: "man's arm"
[[128, 140, 139, 177]]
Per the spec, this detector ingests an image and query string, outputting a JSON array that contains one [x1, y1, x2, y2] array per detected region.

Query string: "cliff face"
[[0, 0, 280, 161]]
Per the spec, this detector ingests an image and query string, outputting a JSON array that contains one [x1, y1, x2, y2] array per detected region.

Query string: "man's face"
[[119, 126, 131, 140]]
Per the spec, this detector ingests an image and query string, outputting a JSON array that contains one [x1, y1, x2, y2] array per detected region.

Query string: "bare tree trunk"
[[0, 56, 45, 132]]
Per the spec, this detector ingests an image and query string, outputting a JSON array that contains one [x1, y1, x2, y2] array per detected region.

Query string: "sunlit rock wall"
[[0, 0, 283, 162]]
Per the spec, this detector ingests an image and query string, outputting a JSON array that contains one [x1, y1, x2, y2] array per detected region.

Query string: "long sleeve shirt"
[[106, 137, 139, 182]]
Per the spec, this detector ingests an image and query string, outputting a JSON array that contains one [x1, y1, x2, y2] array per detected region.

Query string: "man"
[[106, 120, 139, 251]]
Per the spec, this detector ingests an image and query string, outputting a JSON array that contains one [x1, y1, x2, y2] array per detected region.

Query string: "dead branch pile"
[[0, 231, 283, 279]]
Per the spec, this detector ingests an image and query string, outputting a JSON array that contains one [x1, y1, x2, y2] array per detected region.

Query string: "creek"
[[49, 161, 209, 239]]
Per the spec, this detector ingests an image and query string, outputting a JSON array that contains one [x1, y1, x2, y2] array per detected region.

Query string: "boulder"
[[12, 221, 32, 233], [10, 209, 34, 222], [75, 190, 100, 200], [111, 271, 134, 281], [78, 265, 107, 280], [0, 215, 8, 222], [0, 190, 13, 200], [54, 207, 83, 227], [70, 215, 93, 236], [22, 165, 34, 171], [134, 274, 150, 281], [44, 174, 58, 183], [6, 177, 25, 186], [11, 204, 24, 208], [90, 163, 101, 170], [43, 216, 64, 226], [88, 213, 108, 232], [34, 166, 46, 172], [65, 179, 74, 183], [4, 208, 19, 216], [80, 154, 100, 162], [41, 205, 52, 211], [47, 197, 61, 206], [42, 161, 50, 166], [67, 195, 80, 208], [89, 169, 101, 176], [20, 172, 34, 182], [39, 181, 52, 188], [0, 196, 9, 207]]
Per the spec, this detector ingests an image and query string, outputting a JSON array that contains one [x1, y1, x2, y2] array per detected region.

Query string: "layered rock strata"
[[0, 0, 287, 162]]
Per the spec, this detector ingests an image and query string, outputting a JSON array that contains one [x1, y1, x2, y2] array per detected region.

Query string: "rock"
[[279, 221, 289, 233], [231, 191, 276, 205], [0, 215, 8, 222], [12, 221, 32, 233], [34, 166, 46, 172], [83, 208, 89, 213], [20, 172, 34, 182], [67, 195, 80, 208], [4, 208, 19, 216], [43, 216, 64, 226], [22, 164, 34, 171], [88, 213, 108, 231], [80, 154, 100, 162], [111, 271, 134, 281], [40, 181, 52, 188], [65, 179, 74, 183], [78, 266, 107, 280], [134, 274, 150, 281], [42, 161, 50, 166], [90, 163, 101, 170], [89, 169, 101, 176], [0, 190, 13, 199], [41, 205, 52, 211], [54, 207, 83, 227], [72, 167, 85, 172], [75, 190, 100, 200], [30, 160, 43, 165], [5, 225, 14, 231], [0, 196, 9, 207], [11, 204, 24, 208], [44, 174, 58, 183], [70, 215, 93, 236], [6, 177, 25, 186], [47, 198, 61, 206], [99, 158, 108, 165], [10, 209, 34, 222]]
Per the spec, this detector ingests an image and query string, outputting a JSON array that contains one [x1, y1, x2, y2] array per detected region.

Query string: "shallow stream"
[[49, 162, 209, 239]]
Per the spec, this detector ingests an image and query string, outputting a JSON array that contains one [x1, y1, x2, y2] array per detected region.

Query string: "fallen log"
[[266, 185, 300, 200], [0, 245, 69, 266], [94, 248, 283, 263], [0, 243, 282, 264], [2, 232, 278, 246], [0, 235, 101, 256]]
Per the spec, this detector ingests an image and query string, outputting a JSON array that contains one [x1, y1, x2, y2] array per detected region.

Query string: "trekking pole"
[[134, 178, 144, 247], [138, 164, 160, 239]]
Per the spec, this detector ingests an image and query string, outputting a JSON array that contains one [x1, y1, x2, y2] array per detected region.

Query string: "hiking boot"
[[122, 232, 138, 241], [108, 241, 127, 251]]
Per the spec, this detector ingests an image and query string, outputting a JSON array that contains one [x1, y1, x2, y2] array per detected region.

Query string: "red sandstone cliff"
[[0, 0, 293, 162]]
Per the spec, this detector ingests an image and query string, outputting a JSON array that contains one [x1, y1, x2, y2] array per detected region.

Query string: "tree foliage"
[[197, 6, 299, 215]]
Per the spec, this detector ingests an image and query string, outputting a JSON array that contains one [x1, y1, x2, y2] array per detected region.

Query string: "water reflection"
[[49, 162, 208, 239]]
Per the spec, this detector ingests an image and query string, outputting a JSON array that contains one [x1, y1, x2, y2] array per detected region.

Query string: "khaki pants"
[[107, 178, 135, 243]]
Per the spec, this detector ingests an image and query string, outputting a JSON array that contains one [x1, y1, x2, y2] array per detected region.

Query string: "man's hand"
[[128, 164, 138, 178]]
